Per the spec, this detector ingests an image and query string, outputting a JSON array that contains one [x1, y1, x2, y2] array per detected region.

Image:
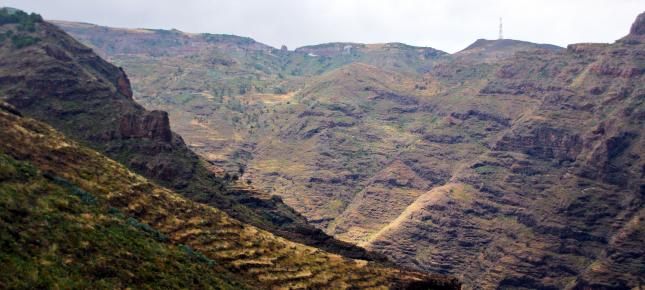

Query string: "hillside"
[[0, 104, 459, 289], [366, 13, 645, 289], [48, 8, 645, 289], [0, 7, 387, 263], [51, 20, 449, 170]]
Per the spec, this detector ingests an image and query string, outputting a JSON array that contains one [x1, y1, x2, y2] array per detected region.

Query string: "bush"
[[11, 34, 40, 49], [0, 8, 43, 32], [43, 172, 97, 204], [179, 244, 214, 265], [126, 217, 169, 242], [273, 87, 286, 94]]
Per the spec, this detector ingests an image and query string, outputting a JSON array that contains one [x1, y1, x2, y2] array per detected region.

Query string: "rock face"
[[495, 125, 583, 161], [119, 110, 172, 142], [629, 11, 645, 35], [116, 67, 133, 98]]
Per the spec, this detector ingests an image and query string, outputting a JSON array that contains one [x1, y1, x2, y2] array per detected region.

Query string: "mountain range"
[[0, 8, 458, 289], [1, 6, 644, 290]]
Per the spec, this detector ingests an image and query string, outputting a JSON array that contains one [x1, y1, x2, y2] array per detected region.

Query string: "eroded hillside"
[[53, 10, 645, 289]]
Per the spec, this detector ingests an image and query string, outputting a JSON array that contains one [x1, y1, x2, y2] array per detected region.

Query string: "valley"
[[0, 4, 643, 289], [53, 13, 645, 289]]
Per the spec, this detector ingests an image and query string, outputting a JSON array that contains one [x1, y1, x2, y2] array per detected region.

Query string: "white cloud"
[[2, 0, 643, 52]]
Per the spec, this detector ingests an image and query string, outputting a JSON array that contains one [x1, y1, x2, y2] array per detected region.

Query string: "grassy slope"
[[0, 107, 459, 289], [0, 152, 245, 290]]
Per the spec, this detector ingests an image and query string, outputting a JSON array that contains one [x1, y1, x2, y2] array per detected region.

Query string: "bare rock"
[[119, 110, 172, 142]]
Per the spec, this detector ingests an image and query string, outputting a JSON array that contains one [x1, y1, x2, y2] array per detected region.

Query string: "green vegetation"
[[473, 165, 499, 175], [0, 153, 242, 289], [0, 8, 43, 31]]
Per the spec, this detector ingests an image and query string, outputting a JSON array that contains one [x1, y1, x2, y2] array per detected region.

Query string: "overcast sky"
[[2, 0, 643, 53]]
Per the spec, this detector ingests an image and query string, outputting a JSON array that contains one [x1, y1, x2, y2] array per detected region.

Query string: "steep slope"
[[367, 13, 645, 289], [0, 105, 460, 289], [243, 63, 454, 234], [0, 8, 382, 262]]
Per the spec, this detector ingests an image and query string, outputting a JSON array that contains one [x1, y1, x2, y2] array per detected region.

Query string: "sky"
[[2, 0, 643, 53]]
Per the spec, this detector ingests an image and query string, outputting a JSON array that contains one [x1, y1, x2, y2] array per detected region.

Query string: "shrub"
[[0, 8, 43, 32], [11, 34, 40, 49], [126, 217, 169, 242], [273, 87, 286, 94], [179, 244, 214, 265], [43, 172, 97, 204]]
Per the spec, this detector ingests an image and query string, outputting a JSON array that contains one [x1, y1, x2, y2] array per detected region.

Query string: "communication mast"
[[499, 17, 503, 40]]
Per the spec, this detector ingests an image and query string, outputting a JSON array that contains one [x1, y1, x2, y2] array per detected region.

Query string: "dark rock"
[[423, 134, 464, 144], [119, 110, 173, 142], [116, 67, 133, 98], [629, 12, 645, 35], [495, 125, 582, 161]]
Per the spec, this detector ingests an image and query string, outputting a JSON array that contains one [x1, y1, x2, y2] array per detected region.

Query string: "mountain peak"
[[460, 38, 562, 53], [452, 38, 563, 63]]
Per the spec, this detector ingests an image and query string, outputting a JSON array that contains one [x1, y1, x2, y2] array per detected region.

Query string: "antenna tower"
[[499, 17, 503, 39]]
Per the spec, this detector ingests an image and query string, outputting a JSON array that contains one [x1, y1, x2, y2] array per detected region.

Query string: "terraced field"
[[0, 106, 458, 289]]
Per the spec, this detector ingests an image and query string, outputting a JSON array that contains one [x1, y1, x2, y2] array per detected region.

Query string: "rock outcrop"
[[119, 110, 173, 142]]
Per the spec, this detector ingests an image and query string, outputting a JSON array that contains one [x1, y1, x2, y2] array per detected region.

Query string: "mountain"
[[50, 20, 448, 174], [0, 8, 460, 289], [454, 38, 563, 63], [366, 13, 645, 289], [0, 7, 395, 264], [50, 9, 645, 289]]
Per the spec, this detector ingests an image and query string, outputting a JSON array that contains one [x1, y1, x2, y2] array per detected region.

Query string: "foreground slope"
[[0, 8, 382, 261], [0, 105, 459, 289]]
